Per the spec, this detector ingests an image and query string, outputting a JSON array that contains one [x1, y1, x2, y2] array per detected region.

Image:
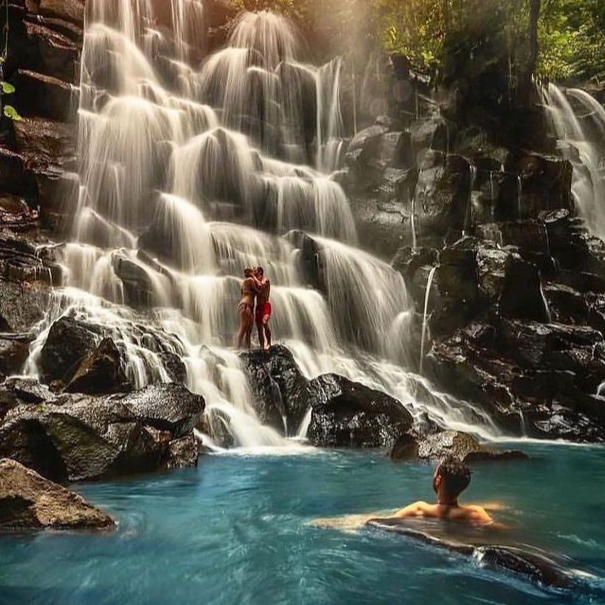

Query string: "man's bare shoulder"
[[393, 501, 435, 519], [458, 505, 493, 524]]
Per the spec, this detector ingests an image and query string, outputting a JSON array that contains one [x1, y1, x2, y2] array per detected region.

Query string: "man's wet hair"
[[244, 267, 254, 276], [437, 456, 472, 498]]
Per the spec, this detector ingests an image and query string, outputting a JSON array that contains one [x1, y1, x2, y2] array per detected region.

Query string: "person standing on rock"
[[236, 267, 258, 350], [254, 266, 272, 350]]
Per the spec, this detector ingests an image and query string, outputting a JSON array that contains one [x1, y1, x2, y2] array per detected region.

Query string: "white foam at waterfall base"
[[22, 1, 510, 451]]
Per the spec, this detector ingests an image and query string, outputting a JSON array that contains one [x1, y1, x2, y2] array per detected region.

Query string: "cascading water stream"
[[23, 0, 505, 449], [541, 83, 605, 239]]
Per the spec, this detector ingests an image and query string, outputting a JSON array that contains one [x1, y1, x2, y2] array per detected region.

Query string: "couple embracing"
[[237, 266, 272, 350]]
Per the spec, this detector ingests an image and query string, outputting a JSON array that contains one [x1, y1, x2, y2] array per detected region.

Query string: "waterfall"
[[24, 1, 505, 450], [419, 266, 438, 374], [541, 83, 605, 239]]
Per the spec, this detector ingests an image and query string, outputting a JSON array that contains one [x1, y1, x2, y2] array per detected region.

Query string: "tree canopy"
[[238, 0, 605, 84]]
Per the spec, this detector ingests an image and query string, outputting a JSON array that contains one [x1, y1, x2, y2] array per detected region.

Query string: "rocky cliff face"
[[0, 0, 83, 229], [335, 54, 605, 442], [0, 0, 603, 460]]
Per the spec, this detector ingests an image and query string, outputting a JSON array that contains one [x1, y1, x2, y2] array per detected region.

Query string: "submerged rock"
[[390, 430, 527, 463], [367, 520, 575, 589], [0, 458, 114, 530], [308, 374, 413, 448], [0, 384, 205, 482]]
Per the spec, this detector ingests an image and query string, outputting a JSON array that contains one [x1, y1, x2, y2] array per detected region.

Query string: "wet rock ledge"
[[0, 382, 204, 483]]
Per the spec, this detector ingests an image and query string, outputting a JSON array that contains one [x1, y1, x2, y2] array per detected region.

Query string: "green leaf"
[[3, 105, 22, 121], [1, 81, 15, 94]]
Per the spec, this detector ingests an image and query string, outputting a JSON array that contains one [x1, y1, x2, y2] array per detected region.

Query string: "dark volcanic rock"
[[308, 374, 413, 448], [38, 315, 99, 383], [65, 338, 131, 395], [240, 344, 313, 434], [0, 281, 49, 332], [121, 383, 205, 437], [0, 377, 54, 423], [413, 151, 471, 242], [499, 257, 549, 322], [391, 430, 527, 463], [0, 458, 114, 530], [0, 337, 30, 377], [13, 117, 76, 174], [429, 320, 605, 442], [165, 435, 199, 470], [11, 69, 76, 122], [506, 151, 573, 218], [0, 384, 205, 482]]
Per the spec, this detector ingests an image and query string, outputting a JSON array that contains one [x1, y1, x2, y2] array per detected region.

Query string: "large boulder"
[[240, 345, 313, 434], [0, 281, 49, 332], [307, 374, 413, 448], [0, 458, 114, 530], [38, 315, 99, 383], [0, 384, 205, 482], [0, 337, 30, 377], [65, 338, 131, 395]]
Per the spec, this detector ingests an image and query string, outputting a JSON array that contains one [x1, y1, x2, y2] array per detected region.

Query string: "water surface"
[[1, 443, 604, 605]]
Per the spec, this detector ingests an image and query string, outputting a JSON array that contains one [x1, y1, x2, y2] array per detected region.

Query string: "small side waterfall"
[[23, 0, 505, 449], [541, 83, 605, 239]]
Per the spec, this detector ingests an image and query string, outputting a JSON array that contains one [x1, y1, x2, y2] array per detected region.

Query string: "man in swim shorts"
[[254, 266, 272, 350]]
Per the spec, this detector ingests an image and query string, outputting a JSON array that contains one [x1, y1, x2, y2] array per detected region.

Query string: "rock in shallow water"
[[308, 374, 413, 448], [0, 458, 114, 530], [390, 430, 527, 463]]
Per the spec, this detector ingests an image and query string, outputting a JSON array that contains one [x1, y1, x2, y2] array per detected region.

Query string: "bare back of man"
[[392, 501, 492, 524]]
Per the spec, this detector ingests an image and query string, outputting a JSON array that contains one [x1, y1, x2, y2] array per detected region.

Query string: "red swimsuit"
[[256, 301, 272, 322]]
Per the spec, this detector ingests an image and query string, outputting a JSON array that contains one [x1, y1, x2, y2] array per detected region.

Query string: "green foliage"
[[1, 80, 14, 94], [371, 0, 605, 82], [233, 0, 605, 83], [3, 104, 20, 120], [538, 0, 605, 81]]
